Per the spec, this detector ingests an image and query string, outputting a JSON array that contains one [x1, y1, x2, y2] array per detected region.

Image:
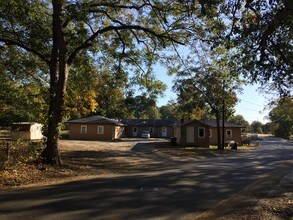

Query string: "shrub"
[[0, 140, 45, 170]]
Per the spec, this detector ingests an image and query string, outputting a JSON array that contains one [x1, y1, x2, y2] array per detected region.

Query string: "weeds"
[[0, 140, 45, 170]]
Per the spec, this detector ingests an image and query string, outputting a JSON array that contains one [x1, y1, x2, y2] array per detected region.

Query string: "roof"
[[180, 120, 245, 128], [180, 120, 210, 127], [120, 119, 178, 127], [203, 120, 245, 128], [66, 115, 124, 126]]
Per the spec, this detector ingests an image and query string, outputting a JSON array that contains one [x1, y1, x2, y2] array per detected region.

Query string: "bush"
[[0, 140, 45, 170]]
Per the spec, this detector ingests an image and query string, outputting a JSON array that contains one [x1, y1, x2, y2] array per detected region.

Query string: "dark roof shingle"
[[66, 115, 124, 125]]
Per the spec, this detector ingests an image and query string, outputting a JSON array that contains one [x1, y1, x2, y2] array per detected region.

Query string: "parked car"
[[141, 131, 150, 138]]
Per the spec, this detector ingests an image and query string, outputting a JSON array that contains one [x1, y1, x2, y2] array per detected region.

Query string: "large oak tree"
[[0, 0, 186, 164]]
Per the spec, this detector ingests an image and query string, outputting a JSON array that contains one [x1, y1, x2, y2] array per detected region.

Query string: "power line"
[[239, 99, 264, 107], [236, 106, 263, 112]]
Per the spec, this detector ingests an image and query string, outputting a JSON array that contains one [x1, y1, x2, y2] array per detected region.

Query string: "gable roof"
[[66, 115, 124, 126], [203, 120, 245, 128], [120, 119, 178, 127]]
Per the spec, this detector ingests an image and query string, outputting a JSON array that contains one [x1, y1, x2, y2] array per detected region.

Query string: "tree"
[[228, 114, 250, 132], [220, 0, 293, 96], [250, 121, 264, 134], [0, 47, 48, 125], [269, 97, 293, 139], [169, 37, 241, 149], [0, 0, 186, 164], [159, 101, 178, 120]]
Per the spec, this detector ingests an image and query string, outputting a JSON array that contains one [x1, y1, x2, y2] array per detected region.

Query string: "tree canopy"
[[269, 97, 293, 138]]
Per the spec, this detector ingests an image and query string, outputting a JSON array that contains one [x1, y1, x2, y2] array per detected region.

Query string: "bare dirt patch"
[[0, 139, 168, 189]]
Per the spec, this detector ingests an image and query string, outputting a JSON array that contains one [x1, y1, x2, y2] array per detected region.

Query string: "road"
[[0, 136, 292, 220]]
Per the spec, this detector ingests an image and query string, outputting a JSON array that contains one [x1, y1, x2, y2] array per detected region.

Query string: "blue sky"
[[156, 71, 270, 124]]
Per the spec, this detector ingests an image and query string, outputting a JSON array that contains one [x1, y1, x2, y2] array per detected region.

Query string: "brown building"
[[67, 116, 124, 140], [121, 119, 177, 138], [175, 120, 244, 147], [205, 120, 244, 146], [178, 120, 210, 147]]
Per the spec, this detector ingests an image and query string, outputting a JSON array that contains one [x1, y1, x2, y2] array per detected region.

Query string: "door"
[[133, 127, 138, 137], [162, 127, 167, 137], [186, 126, 194, 143]]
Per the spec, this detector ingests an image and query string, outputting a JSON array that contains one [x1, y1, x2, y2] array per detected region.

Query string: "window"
[[97, 126, 104, 134], [149, 127, 154, 134], [226, 129, 232, 138], [80, 125, 87, 134], [209, 129, 212, 138], [198, 127, 205, 138]]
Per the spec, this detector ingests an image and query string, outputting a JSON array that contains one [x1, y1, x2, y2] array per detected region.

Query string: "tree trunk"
[[221, 98, 225, 150], [42, 0, 68, 165], [215, 110, 222, 150]]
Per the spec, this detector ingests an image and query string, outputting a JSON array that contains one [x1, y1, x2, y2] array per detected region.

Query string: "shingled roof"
[[66, 115, 124, 126], [203, 120, 245, 128], [120, 119, 178, 127]]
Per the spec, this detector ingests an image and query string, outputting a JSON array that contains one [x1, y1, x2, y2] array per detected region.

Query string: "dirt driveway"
[[59, 138, 171, 176]]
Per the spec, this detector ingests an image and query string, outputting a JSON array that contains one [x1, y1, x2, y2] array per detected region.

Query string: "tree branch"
[[68, 24, 184, 65], [0, 37, 50, 66]]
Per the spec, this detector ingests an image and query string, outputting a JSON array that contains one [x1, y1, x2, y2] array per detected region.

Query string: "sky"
[[155, 70, 271, 124]]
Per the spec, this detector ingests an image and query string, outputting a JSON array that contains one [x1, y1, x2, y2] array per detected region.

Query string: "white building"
[[11, 122, 43, 141]]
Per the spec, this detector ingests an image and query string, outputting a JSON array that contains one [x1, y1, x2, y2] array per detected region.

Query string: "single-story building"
[[176, 120, 210, 147], [204, 120, 244, 146], [11, 122, 43, 141], [174, 120, 244, 147], [121, 119, 178, 138], [66, 116, 125, 140]]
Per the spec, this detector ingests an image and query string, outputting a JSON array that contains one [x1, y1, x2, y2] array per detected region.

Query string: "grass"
[[156, 143, 258, 158]]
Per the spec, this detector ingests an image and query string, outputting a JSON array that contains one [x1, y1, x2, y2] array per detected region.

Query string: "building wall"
[[68, 124, 123, 140], [11, 123, 43, 140], [180, 121, 210, 147], [124, 125, 174, 138], [209, 127, 242, 145]]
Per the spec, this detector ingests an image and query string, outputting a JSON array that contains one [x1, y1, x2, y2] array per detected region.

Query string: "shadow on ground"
[[0, 136, 292, 219]]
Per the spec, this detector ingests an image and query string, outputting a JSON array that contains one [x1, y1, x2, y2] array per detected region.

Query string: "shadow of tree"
[[0, 136, 292, 219]]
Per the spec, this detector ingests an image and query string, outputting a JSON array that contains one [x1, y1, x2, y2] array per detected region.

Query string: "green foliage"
[[250, 121, 264, 134], [221, 0, 293, 96], [170, 45, 241, 120], [159, 102, 178, 120], [269, 97, 293, 139], [0, 48, 48, 125], [228, 114, 250, 132]]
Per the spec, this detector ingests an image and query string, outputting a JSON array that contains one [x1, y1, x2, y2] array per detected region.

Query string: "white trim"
[[133, 127, 138, 137], [162, 127, 167, 137], [97, 126, 104, 134], [209, 129, 212, 138], [80, 125, 87, 134], [226, 129, 232, 138], [198, 127, 205, 138]]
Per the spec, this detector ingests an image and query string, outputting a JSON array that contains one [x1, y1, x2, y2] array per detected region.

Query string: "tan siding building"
[[122, 119, 177, 138], [205, 120, 244, 146], [67, 116, 124, 141], [180, 120, 210, 147]]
